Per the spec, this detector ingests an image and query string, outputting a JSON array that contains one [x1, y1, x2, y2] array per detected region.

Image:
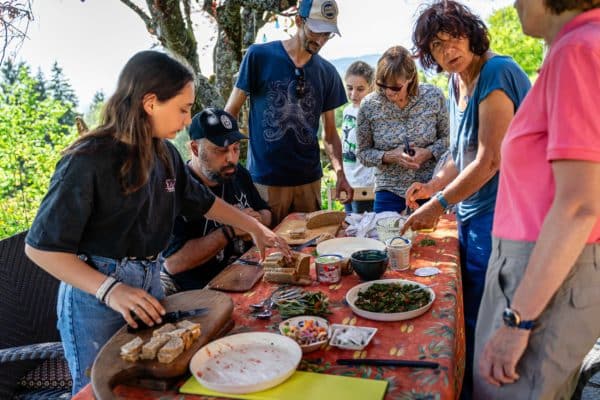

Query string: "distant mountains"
[[329, 54, 381, 77]]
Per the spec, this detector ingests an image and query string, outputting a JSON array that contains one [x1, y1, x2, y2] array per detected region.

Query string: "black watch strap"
[[503, 307, 535, 330]]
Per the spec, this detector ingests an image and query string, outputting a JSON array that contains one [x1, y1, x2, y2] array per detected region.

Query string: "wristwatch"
[[434, 191, 450, 210], [502, 307, 535, 330]]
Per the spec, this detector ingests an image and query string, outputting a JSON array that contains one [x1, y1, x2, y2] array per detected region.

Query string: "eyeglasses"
[[295, 68, 305, 99], [303, 23, 336, 40], [376, 81, 409, 92]]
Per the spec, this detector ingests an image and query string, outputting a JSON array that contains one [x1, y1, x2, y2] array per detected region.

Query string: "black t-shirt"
[[26, 137, 216, 258], [163, 163, 269, 291]]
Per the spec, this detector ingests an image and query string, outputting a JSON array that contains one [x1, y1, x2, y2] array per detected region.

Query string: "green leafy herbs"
[[277, 291, 331, 319], [419, 238, 437, 247], [354, 283, 431, 313]]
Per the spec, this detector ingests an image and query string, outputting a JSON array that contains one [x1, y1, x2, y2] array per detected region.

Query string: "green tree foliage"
[[0, 63, 76, 238], [487, 6, 544, 78], [419, 70, 449, 97], [84, 90, 105, 128], [47, 62, 79, 126]]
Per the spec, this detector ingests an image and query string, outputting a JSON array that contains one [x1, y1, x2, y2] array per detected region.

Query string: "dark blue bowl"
[[350, 249, 388, 281]]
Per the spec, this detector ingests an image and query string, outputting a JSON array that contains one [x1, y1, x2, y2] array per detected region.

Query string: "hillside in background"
[[330, 54, 380, 77]]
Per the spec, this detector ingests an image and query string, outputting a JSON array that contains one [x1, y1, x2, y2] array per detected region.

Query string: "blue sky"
[[17, 0, 513, 111]]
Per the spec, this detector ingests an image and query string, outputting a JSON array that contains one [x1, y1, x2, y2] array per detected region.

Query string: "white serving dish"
[[329, 324, 377, 350], [189, 332, 301, 394], [316, 237, 386, 259], [279, 316, 330, 353], [345, 279, 435, 322]]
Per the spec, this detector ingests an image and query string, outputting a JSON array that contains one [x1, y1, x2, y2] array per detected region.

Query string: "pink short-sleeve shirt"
[[493, 9, 600, 243]]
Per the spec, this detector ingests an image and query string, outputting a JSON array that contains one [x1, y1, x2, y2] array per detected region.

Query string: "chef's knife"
[[337, 358, 439, 369], [127, 307, 209, 333], [291, 236, 320, 251]]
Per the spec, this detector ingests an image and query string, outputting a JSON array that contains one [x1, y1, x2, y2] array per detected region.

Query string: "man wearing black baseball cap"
[[225, 0, 353, 226], [162, 108, 272, 291]]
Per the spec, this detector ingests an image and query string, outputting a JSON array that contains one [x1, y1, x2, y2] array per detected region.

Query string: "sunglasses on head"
[[376, 81, 406, 92], [295, 68, 305, 99]]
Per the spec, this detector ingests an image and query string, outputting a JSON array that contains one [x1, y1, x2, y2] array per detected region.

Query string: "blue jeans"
[[457, 211, 494, 400], [373, 190, 407, 213], [344, 200, 374, 214], [57, 255, 164, 394]]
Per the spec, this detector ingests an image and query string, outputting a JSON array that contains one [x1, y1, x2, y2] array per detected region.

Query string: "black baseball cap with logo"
[[188, 108, 247, 147]]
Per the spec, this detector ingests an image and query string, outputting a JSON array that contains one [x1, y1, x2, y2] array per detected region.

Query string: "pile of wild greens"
[[354, 283, 431, 313], [277, 291, 330, 319]]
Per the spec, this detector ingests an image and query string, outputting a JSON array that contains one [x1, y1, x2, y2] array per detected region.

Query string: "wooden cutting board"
[[275, 218, 341, 245], [207, 262, 264, 292], [91, 289, 233, 400]]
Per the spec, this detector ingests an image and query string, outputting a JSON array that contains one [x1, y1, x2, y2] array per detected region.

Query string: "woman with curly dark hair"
[[475, 1, 600, 398], [402, 2, 531, 397]]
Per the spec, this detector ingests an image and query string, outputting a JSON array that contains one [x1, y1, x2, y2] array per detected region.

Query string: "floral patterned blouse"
[[356, 83, 449, 197]]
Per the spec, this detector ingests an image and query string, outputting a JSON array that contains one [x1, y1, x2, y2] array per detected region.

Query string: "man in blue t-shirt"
[[225, 0, 351, 226], [162, 109, 272, 291]]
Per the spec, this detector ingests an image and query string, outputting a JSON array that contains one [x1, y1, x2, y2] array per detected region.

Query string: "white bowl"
[[316, 237, 386, 259], [189, 332, 301, 394], [329, 324, 377, 350], [345, 279, 435, 322], [279, 316, 330, 353]]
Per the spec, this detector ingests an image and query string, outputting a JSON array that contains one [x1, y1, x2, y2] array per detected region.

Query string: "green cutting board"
[[180, 370, 388, 400]]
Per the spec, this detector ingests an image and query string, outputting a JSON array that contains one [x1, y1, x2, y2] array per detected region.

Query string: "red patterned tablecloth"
[[74, 214, 464, 400]]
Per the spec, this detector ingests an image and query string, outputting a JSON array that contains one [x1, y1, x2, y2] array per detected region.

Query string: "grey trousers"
[[473, 238, 600, 400]]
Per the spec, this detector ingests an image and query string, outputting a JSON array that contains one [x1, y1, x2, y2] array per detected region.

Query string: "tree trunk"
[[119, 0, 297, 114]]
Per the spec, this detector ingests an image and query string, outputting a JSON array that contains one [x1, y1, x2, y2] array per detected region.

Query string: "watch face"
[[502, 308, 517, 327]]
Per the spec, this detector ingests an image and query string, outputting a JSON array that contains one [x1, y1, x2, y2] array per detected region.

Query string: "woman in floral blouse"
[[356, 45, 449, 213]]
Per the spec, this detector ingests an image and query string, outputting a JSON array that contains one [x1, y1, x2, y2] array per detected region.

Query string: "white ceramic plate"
[[316, 237, 386, 259], [189, 332, 302, 394], [279, 316, 330, 353], [345, 279, 435, 322], [329, 324, 377, 350]]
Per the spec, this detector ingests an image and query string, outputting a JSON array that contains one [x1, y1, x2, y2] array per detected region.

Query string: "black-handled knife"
[[337, 358, 439, 369], [127, 307, 209, 333]]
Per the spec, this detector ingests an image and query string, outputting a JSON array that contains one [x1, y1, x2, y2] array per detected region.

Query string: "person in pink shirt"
[[474, 1, 600, 399]]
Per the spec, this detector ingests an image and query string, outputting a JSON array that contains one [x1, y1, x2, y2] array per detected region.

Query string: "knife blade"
[[291, 236, 320, 251], [236, 258, 261, 266], [337, 358, 439, 369], [127, 307, 209, 333]]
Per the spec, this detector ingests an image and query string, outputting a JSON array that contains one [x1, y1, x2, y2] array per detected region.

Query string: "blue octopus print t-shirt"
[[235, 41, 347, 186]]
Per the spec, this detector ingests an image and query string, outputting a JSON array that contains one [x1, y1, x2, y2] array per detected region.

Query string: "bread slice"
[[305, 210, 345, 229], [157, 336, 184, 363], [176, 320, 202, 340], [152, 322, 176, 337], [168, 328, 194, 350], [120, 336, 144, 362], [288, 227, 306, 239], [140, 334, 170, 360]]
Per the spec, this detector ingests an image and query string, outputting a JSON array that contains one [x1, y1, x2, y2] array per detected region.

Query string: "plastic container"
[[386, 236, 411, 271], [315, 254, 343, 283], [376, 216, 414, 243]]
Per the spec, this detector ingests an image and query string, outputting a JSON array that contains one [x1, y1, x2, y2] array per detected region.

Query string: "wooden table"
[[74, 214, 464, 400]]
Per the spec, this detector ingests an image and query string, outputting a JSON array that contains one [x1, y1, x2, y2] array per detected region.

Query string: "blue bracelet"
[[435, 192, 449, 209]]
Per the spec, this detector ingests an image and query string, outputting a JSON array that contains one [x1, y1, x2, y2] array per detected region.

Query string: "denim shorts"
[[57, 255, 164, 394]]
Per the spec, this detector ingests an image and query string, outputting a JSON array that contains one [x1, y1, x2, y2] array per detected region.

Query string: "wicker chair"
[[0, 232, 71, 399]]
